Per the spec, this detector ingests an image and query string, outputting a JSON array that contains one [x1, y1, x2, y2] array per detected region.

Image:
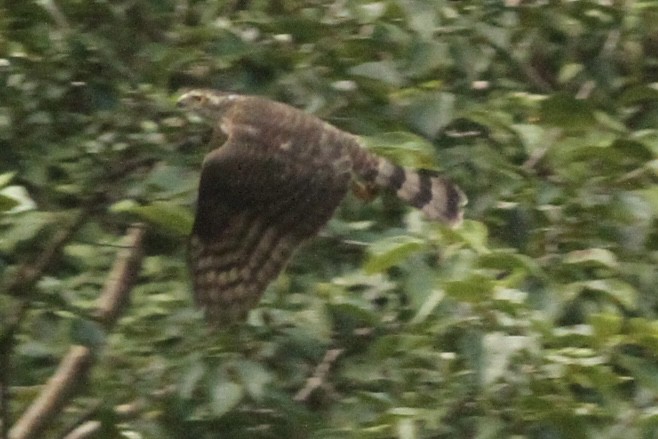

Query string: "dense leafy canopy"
[[1, 1, 658, 438]]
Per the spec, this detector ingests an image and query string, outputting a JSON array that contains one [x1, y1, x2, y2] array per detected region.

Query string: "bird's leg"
[[351, 180, 379, 202]]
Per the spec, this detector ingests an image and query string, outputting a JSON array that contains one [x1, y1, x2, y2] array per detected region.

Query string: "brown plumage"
[[177, 89, 466, 326]]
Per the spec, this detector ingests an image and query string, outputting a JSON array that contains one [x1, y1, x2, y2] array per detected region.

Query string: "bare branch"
[[38, 0, 70, 31], [4, 209, 91, 298], [1, 209, 92, 439], [8, 224, 146, 439], [8, 347, 94, 439], [521, 128, 561, 173], [93, 224, 146, 328], [294, 348, 344, 403], [60, 421, 101, 439]]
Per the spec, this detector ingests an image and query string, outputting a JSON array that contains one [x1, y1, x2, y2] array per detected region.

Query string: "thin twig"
[[60, 421, 101, 439], [521, 127, 561, 173], [294, 348, 344, 402], [495, 43, 553, 94], [54, 400, 102, 439], [1, 346, 8, 439], [3, 209, 92, 298], [58, 398, 144, 439], [39, 0, 70, 31]]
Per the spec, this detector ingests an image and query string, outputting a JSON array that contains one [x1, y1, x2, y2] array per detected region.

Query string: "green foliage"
[[2, 0, 658, 438]]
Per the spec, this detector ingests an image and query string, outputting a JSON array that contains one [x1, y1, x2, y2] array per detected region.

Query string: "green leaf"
[[328, 301, 379, 327], [512, 123, 545, 155], [482, 333, 534, 386], [403, 260, 438, 311], [361, 132, 438, 168], [355, 3, 387, 23], [410, 289, 444, 325], [369, 334, 402, 358], [564, 248, 618, 269], [179, 360, 206, 400], [619, 84, 658, 105], [349, 60, 404, 86], [405, 41, 450, 78], [407, 92, 456, 138], [0, 193, 19, 212], [236, 360, 271, 402], [364, 235, 425, 273], [396, 417, 416, 439], [540, 93, 596, 129], [588, 313, 622, 342], [0, 211, 53, 252], [636, 186, 658, 216], [477, 23, 510, 49], [444, 274, 494, 302], [111, 200, 193, 236], [477, 251, 541, 276], [0, 171, 16, 188], [70, 318, 105, 350], [144, 164, 196, 197], [627, 318, 658, 354], [558, 63, 584, 83], [455, 220, 489, 253], [398, 0, 438, 40], [211, 381, 244, 418], [566, 279, 638, 309], [617, 354, 658, 394], [0, 186, 36, 213]]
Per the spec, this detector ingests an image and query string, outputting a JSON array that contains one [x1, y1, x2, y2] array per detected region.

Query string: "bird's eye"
[[178, 91, 205, 109]]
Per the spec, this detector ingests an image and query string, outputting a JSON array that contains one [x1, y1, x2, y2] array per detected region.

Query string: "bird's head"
[[176, 89, 240, 122]]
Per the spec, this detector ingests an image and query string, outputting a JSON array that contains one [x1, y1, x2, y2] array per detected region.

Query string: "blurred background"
[[1, 1, 658, 438]]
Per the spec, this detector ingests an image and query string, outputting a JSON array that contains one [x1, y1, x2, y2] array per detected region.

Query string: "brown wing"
[[189, 139, 350, 326]]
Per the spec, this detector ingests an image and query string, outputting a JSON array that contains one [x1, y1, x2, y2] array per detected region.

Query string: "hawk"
[[177, 89, 466, 326]]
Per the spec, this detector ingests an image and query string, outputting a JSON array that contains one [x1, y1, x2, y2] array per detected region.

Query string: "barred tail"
[[351, 147, 466, 225], [375, 160, 466, 225]]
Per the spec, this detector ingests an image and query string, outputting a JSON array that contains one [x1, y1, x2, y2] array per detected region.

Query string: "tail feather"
[[372, 159, 466, 226]]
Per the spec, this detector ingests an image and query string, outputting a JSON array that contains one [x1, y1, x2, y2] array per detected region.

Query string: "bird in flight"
[[177, 89, 466, 327]]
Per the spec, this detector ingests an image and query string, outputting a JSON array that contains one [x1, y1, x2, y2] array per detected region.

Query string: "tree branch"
[[1, 208, 92, 439], [3, 209, 91, 298], [8, 224, 146, 439], [8, 347, 93, 439], [93, 224, 146, 328], [60, 421, 101, 439], [294, 348, 344, 403]]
